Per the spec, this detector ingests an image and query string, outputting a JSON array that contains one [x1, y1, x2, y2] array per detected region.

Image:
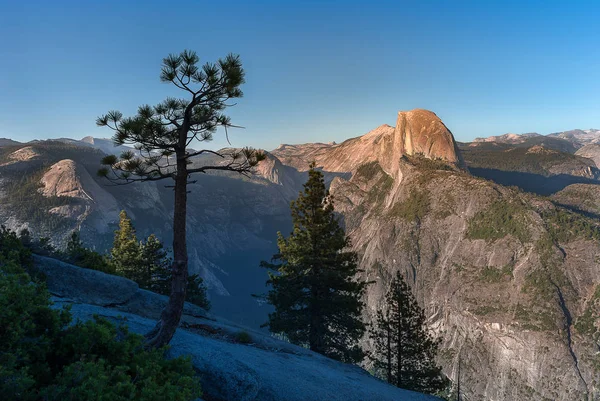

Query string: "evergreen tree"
[[141, 233, 171, 291], [261, 164, 367, 363], [97, 50, 263, 347], [185, 273, 211, 311], [65, 232, 115, 274], [111, 210, 143, 281], [369, 270, 448, 394], [118, 221, 211, 310], [141, 234, 211, 310]]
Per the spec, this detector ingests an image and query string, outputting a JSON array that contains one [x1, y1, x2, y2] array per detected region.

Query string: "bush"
[[64, 232, 116, 274], [235, 331, 252, 344], [0, 228, 202, 401]]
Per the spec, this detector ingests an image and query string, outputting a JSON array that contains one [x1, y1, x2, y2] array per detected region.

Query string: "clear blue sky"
[[0, 0, 598, 150]]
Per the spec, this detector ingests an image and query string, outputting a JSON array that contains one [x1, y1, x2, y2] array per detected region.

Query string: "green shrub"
[[574, 285, 600, 338], [356, 161, 394, 210], [467, 199, 530, 243], [63, 232, 116, 274], [235, 331, 252, 344], [0, 228, 202, 401], [42, 318, 201, 401], [356, 161, 384, 181], [0, 226, 32, 268], [404, 155, 455, 172]]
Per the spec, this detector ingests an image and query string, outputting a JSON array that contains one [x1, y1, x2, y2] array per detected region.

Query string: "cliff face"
[[275, 111, 600, 400], [576, 144, 600, 169], [39, 159, 90, 199], [394, 109, 465, 168], [330, 160, 600, 401], [0, 141, 292, 329]]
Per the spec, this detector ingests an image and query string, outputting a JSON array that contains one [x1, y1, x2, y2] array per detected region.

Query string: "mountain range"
[[1, 110, 600, 400]]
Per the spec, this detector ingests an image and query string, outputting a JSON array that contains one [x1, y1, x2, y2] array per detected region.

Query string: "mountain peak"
[[271, 109, 465, 175], [394, 108, 465, 167]]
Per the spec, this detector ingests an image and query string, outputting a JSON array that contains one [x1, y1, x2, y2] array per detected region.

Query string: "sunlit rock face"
[[394, 109, 465, 168], [39, 159, 89, 199]]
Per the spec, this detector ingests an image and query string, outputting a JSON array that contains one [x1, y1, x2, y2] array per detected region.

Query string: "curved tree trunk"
[[146, 154, 188, 348]]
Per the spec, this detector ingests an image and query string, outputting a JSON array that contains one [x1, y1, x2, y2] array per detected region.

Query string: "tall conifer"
[[369, 271, 448, 394], [111, 210, 142, 280], [261, 164, 367, 363]]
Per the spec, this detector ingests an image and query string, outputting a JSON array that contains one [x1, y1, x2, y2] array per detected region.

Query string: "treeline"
[[21, 210, 209, 310], [461, 145, 579, 176], [259, 164, 450, 397]]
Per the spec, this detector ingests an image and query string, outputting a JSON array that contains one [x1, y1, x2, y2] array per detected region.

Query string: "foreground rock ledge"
[[33, 255, 440, 401]]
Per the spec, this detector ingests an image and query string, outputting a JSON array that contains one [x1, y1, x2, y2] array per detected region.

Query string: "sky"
[[0, 0, 599, 151]]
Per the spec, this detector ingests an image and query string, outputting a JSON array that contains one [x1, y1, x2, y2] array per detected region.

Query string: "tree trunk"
[[308, 282, 322, 354], [145, 153, 188, 348]]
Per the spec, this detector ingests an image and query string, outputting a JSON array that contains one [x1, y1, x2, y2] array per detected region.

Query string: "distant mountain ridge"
[[0, 136, 132, 156], [0, 138, 22, 146], [475, 128, 600, 148]]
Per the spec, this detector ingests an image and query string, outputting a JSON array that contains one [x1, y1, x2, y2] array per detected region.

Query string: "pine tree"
[[261, 163, 367, 363], [111, 210, 143, 281], [97, 50, 263, 347], [369, 270, 448, 394], [138, 228, 211, 310], [141, 233, 171, 291], [64, 232, 115, 274], [185, 273, 211, 311]]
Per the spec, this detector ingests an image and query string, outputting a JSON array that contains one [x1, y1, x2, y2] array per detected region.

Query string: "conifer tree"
[[185, 273, 211, 311], [369, 271, 448, 394], [261, 163, 367, 363], [111, 210, 143, 281], [64, 232, 115, 274], [97, 50, 263, 347], [141, 234, 211, 310], [141, 233, 171, 291]]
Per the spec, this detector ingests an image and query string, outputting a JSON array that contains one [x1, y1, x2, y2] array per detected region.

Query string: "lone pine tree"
[[261, 164, 367, 363], [369, 270, 447, 394], [97, 50, 262, 347]]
